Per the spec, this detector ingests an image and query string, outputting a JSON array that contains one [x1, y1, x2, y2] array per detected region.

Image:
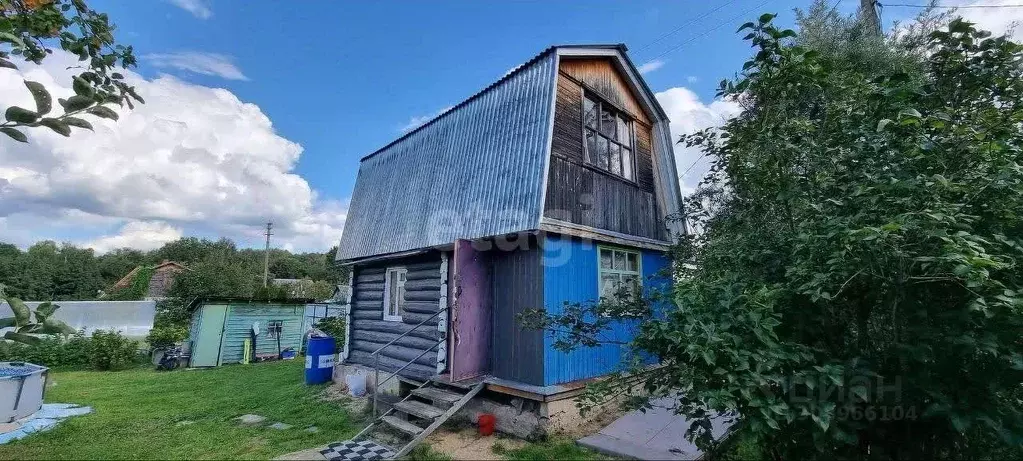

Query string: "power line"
[[643, 0, 772, 63], [680, 152, 710, 179], [881, 2, 1023, 7], [633, 0, 740, 54]]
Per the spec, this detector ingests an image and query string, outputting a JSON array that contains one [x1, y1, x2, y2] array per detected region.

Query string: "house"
[[186, 297, 325, 367], [110, 261, 187, 300], [334, 44, 681, 433]]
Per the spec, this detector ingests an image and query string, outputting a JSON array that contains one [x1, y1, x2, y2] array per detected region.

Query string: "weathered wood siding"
[[347, 253, 444, 380], [490, 243, 545, 386], [545, 64, 665, 241], [220, 305, 304, 364]]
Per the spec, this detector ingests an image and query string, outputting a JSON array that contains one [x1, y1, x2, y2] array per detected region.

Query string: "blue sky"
[[4, 0, 1006, 252]]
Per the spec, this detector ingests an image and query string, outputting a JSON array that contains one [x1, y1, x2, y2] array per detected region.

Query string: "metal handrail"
[[371, 308, 447, 416]]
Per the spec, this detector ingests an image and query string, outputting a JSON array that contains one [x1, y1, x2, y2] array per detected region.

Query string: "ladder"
[[328, 379, 484, 460]]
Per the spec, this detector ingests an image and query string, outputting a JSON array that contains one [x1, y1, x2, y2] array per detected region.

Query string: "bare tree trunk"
[[860, 0, 881, 36]]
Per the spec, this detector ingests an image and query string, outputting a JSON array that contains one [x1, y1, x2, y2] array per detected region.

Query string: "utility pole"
[[860, 0, 881, 36], [262, 222, 273, 287]]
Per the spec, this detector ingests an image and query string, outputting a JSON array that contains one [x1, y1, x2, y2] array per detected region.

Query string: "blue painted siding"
[[219, 305, 304, 364], [542, 234, 670, 385]]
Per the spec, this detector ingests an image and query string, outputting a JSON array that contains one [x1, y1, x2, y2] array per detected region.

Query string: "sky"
[[0, 0, 1019, 253]]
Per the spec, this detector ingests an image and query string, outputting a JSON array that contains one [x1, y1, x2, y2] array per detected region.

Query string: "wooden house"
[[186, 297, 316, 367], [335, 45, 682, 402]]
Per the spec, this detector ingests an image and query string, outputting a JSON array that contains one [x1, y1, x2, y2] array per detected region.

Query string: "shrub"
[[314, 316, 346, 352], [146, 325, 189, 349], [89, 330, 142, 371]]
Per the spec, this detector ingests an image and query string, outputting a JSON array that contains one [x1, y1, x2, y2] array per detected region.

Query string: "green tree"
[[527, 12, 1023, 459], [1, 0, 143, 143]]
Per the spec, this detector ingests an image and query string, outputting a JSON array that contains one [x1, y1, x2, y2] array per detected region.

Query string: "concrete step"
[[393, 400, 444, 420], [380, 415, 423, 436], [411, 387, 464, 406]]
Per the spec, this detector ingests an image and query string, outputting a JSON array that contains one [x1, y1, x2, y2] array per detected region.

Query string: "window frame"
[[581, 91, 637, 182], [596, 245, 643, 302], [267, 320, 283, 339], [382, 267, 407, 322]]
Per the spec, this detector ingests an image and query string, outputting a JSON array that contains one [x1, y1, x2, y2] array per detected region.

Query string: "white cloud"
[[167, 0, 211, 19], [399, 106, 454, 132], [143, 52, 248, 81], [686, 75, 699, 84], [638, 59, 665, 74], [84, 221, 183, 254], [0, 50, 346, 253], [953, 0, 1022, 39], [654, 87, 742, 195]]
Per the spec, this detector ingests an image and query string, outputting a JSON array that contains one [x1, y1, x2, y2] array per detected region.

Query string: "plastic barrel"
[[304, 337, 336, 385]]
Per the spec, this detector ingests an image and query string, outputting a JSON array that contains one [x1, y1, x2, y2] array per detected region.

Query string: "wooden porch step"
[[411, 387, 464, 405], [393, 400, 445, 420], [380, 415, 423, 436]]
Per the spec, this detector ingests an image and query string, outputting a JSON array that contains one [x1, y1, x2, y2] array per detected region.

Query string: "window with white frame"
[[383, 268, 407, 322], [583, 92, 635, 181], [598, 247, 641, 301]]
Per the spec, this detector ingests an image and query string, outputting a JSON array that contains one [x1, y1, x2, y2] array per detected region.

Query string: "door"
[[450, 239, 492, 380], [190, 304, 228, 367]]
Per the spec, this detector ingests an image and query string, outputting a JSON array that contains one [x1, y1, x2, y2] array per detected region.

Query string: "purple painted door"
[[450, 239, 492, 381]]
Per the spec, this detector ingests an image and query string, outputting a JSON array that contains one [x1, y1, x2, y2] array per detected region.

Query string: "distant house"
[[111, 261, 187, 300], [335, 45, 681, 392]]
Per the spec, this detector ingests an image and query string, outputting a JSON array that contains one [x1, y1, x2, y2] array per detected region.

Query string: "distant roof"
[[186, 296, 322, 313], [336, 44, 675, 262], [111, 261, 187, 291]]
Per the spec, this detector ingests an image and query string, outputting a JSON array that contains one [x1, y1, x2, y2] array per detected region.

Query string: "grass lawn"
[[0, 360, 361, 460]]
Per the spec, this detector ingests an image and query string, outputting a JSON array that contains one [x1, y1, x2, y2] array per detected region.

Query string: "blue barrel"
[[305, 337, 336, 385]]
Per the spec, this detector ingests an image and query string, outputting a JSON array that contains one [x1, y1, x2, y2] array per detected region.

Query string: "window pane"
[[600, 105, 616, 138], [397, 284, 405, 315], [617, 116, 631, 146], [585, 129, 597, 163], [600, 249, 613, 269], [609, 143, 622, 176], [583, 97, 598, 129], [622, 148, 633, 180], [596, 137, 610, 170], [613, 251, 626, 270], [627, 252, 639, 272], [388, 271, 398, 316], [600, 274, 620, 297]]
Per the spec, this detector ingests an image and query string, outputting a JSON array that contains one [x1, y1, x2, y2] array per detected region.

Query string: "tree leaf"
[[38, 118, 71, 136], [759, 13, 777, 24], [6, 297, 31, 326], [5, 105, 38, 124], [33, 301, 57, 322], [0, 317, 15, 329], [3, 331, 42, 346], [40, 316, 76, 335], [0, 58, 18, 70], [876, 119, 892, 132], [24, 80, 51, 115], [87, 106, 119, 120], [737, 22, 756, 32], [63, 116, 94, 131], [64, 95, 95, 112], [0, 127, 27, 143], [72, 76, 94, 97]]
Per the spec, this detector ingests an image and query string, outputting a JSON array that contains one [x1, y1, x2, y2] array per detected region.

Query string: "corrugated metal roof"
[[337, 49, 560, 261]]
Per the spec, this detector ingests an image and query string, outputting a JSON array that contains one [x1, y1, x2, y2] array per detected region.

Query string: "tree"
[[1, 0, 143, 143], [526, 10, 1023, 459]]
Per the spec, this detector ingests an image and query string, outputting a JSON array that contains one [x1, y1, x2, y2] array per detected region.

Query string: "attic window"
[[583, 93, 635, 181]]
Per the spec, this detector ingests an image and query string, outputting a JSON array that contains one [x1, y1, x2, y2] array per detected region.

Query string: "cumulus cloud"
[[399, 106, 453, 132], [84, 221, 183, 253], [953, 0, 1022, 39], [143, 52, 248, 81], [654, 87, 741, 195], [0, 50, 346, 252], [167, 0, 212, 19], [638, 59, 665, 74]]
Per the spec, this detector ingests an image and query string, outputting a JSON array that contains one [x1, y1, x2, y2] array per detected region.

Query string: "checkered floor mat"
[[320, 440, 395, 460]]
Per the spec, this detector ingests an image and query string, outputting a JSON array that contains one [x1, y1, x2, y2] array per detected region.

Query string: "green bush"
[[146, 325, 189, 349], [314, 316, 346, 352], [89, 330, 142, 371], [0, 330, 143, 370]]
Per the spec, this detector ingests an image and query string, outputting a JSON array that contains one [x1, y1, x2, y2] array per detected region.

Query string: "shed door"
[[450, 240, 492, 381], [191, 305, 228, 367]]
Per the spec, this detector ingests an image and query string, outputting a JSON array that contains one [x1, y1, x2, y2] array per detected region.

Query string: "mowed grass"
[[0, 360, 360, 460]]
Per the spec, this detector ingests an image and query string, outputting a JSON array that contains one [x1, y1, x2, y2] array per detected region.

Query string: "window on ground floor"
[[598, 246, 642, 302], [383, 267, 407, 322]]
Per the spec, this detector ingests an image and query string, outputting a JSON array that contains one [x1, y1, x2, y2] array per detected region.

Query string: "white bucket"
[[345, 372, 366, 397]]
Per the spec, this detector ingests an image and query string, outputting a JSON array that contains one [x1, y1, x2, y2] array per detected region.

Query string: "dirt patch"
[[319, 383, 370, 417], [425, 427, 528, 460]]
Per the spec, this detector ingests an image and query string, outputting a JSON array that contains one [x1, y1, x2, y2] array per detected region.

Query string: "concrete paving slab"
[[576, 397, 735, 460]]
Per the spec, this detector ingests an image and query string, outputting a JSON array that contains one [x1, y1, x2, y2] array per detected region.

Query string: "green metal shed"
[[186, 297, 319, 367]]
